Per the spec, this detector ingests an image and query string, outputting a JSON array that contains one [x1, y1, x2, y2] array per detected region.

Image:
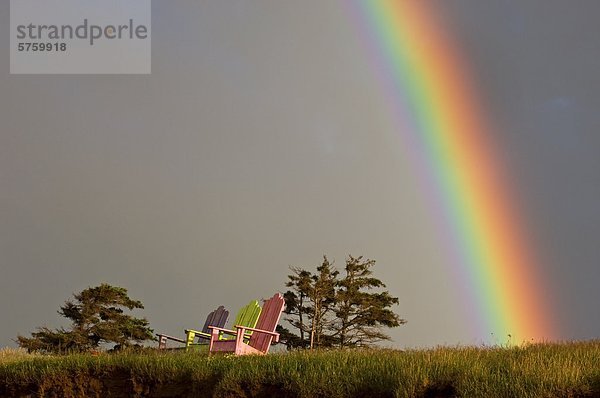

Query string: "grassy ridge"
[[1, 341, 599, 397]]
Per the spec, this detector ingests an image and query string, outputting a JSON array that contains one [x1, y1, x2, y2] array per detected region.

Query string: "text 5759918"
[[17, 42, 67, 52]]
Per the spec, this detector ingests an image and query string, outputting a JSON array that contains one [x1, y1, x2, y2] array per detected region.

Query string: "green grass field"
[[1, 340, 599, 397]]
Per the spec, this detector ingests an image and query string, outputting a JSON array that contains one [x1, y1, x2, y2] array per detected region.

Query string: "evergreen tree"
[[308, 256, 338, 348], [281, 255, 405, 349], [330, 255, 406, 347], [280, 268, 313, 349], [17, 283, 154, 353], [280, 257, 338, 349]]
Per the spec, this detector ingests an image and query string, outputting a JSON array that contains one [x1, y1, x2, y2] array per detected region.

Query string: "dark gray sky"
[[1, 1, 599, 348]]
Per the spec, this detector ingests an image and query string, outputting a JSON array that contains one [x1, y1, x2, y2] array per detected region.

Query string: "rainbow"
[[350, 1, 557, 343]]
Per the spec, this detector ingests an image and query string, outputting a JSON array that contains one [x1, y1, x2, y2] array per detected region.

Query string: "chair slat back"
[[248, 293, 284, 352], [201, 305, 229, 335], [235, 300, 261, 330], [220, 300, 262, 340]]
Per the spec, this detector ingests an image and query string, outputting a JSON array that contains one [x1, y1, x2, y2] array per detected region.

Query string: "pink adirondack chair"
[[208, 293, 284, 355]]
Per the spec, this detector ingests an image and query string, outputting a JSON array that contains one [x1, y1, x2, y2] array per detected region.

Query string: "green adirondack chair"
[[157, 305, 229, 349], [185, 300, 261, 349], [224, 299, 262, 341]]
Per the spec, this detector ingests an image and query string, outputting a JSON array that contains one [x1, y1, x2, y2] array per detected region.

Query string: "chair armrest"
[[208, 326, 238, 336], [156, 333, 186, 344], [185, 329, 210, 339], [157, 333, 187, 348], [234, 325, 280, 340]]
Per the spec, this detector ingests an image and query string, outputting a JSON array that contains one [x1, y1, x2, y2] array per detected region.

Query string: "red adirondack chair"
[[208, 293, 284, 355]]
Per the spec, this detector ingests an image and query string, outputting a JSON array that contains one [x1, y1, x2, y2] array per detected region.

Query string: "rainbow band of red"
[[353, 0, 556, 342]]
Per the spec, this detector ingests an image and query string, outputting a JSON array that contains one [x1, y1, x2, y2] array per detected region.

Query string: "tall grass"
[[1, 340, 599, 397], [0, 348, 43, 364]]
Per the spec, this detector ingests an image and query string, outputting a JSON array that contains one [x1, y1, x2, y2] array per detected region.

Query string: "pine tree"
[[17, 283, 154, 353], [309, 256, 337, 348], [330, 255, 406, 347], [280, 268, 313, 348], [280, 255, 405, 349], [279, 257, 338, 349]]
